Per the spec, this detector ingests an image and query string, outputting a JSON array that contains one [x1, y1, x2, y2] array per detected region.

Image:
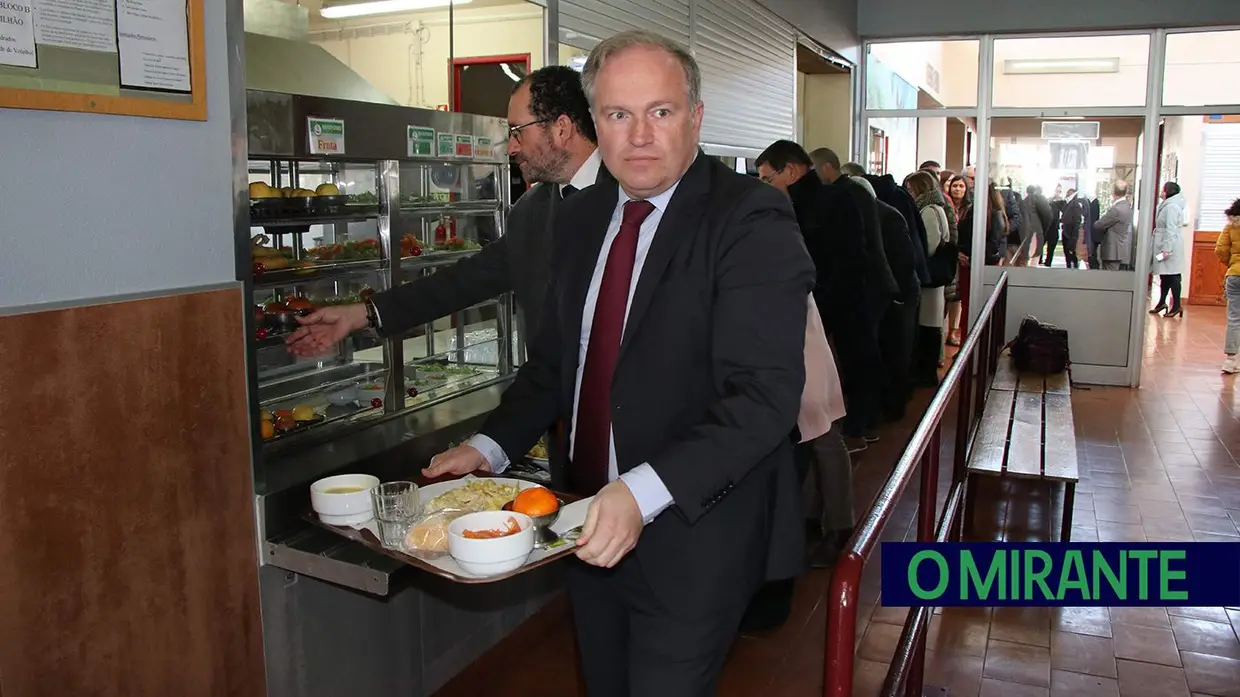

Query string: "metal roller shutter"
[[1199, 123, 1240, 232], [559, 0, 691, 50], [694, 0, 796, 151]]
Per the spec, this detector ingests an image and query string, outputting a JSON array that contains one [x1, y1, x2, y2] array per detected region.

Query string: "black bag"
[[1011, 316, 1070, 375], [926, 240, 958, 288]]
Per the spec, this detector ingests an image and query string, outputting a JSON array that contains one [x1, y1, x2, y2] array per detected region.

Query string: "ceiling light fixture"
[[320, 0, 472, 20], [1004, 58, 1120, 75]]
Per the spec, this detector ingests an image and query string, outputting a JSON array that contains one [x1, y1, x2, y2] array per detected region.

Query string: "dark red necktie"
[[573, 199, 656, 495]]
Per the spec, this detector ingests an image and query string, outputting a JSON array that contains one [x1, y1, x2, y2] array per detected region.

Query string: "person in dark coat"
[[1043, 189, 1066, 266], [853, 167, 931, 286], [852, 176, 919, 420], [1087, 196, 1102, 268], [807, 148, 891, 447], [1061, 188, 1086, 268]]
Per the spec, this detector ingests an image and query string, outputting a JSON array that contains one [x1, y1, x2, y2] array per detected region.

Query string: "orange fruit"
[[512, 487, 559, 517]]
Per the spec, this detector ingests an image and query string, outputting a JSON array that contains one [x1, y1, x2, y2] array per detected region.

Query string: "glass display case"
[[243, 91, 515, 462]]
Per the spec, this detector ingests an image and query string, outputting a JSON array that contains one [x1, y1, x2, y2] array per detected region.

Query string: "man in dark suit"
[[285, 65, 602, 354], [424, 30, 814, 696], [810, 146, 896, 448]]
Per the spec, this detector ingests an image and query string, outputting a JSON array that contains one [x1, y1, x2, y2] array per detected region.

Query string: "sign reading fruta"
[[308, 117, 345, 156]]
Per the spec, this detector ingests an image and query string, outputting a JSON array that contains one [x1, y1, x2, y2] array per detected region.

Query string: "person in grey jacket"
[[1094, 181, 1134, 270]]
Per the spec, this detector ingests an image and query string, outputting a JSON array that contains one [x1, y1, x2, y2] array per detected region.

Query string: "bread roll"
[[406, 516, 449, 551]]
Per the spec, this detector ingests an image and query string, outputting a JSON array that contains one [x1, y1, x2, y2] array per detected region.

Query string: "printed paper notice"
[[0, 2, 37, 68], [407, 126, 434, 157], [308, 117, 345, 156], [117, 0, 190, 92], [436, 132, 455, 158], [32, 0, 117, 54], [474, 136, 493, 159]]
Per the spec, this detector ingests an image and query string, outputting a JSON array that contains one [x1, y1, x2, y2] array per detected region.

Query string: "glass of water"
[[371, 481, 420, 548]]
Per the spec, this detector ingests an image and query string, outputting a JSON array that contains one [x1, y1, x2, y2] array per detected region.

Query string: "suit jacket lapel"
[[565, 183, 620, 369], [619, 152, 713, 357]]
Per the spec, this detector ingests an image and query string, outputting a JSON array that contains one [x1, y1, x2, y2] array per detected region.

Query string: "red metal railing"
[[823, 272, 1010, 697]]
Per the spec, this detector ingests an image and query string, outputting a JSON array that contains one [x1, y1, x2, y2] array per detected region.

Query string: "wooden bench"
[[965, 357, 1079, 541]]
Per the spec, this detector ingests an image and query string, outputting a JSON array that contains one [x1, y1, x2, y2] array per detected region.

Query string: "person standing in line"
[[423, 30, 815, 696], [1215, 199, 1240, 374], [1094, 181, 1134, 271], [904, 171, 951, 385], [1150, 181, 1188, 317], [944, 174, 969, 345], [1043, 187, 1066, 267], [811, 146, 897, 448], [1061, 188, 1085, 268], [852, 175, 920, 421], [752, 141, 862, 548]]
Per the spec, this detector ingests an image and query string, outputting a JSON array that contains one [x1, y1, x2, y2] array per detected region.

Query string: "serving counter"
[[258, 385, 566, 697], [239, 95, 566, 697]]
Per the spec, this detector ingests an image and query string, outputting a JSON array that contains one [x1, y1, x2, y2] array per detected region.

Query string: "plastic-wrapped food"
[[402, 508, 469, 558]]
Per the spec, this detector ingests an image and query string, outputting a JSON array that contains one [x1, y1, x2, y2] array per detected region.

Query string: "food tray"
[[306, 476, 587, 584]]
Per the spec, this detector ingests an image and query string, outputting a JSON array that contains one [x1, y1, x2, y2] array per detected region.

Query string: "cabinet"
[[243, 91, 517, 480], [1188, 230, 1226, 306]]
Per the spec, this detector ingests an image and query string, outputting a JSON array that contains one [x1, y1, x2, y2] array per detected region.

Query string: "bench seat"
[[966, 358, 1079, 541]]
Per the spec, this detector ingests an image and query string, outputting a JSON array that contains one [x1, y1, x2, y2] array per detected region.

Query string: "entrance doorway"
[[452, 54, 530, 116], [1152, 114, 1240, 308]]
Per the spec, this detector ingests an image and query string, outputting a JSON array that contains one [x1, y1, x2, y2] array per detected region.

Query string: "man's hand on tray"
[[422, 444, 491, 479], [574, 481, 642, 569]]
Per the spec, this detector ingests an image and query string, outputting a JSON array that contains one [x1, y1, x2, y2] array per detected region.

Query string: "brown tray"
[[304, 478, 583, 584]]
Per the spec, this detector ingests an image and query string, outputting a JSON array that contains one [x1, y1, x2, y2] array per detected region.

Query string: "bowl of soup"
[[311, 473, 381, 526]]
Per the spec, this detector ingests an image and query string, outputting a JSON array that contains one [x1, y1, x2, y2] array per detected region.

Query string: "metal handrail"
[[823, 272, 1010, 697]]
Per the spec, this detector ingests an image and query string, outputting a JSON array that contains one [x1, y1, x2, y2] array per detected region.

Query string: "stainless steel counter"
[[257, 382, 565, 697]]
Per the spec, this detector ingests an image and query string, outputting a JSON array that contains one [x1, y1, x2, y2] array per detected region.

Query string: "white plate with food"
[[399, 476, 590, 580]]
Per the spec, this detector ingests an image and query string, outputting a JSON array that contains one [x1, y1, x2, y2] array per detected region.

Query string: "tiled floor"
[[432, 305, 1240, 697]]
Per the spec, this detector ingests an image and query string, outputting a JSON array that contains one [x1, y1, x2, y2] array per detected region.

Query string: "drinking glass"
[[371, 481, 420, 548]]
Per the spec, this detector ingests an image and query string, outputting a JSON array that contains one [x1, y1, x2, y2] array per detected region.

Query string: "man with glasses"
[[286, 64, 602, 358]]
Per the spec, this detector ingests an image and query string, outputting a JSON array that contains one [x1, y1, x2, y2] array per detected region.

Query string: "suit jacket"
[[1094, 198, 1134, 265], [876, 199, 920, 299], [370, 166, 612, 341], [836, 176, 899, 300], [868, 174, 930, 285], [478, 153, 816, 614]]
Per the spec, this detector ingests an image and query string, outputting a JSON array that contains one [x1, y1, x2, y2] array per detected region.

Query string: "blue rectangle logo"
[[881, 543, 1240, 606]]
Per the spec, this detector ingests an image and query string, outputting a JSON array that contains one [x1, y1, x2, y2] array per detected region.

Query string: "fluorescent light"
[[1004, 58, 1120, 75], [320, 0, 472, 19]]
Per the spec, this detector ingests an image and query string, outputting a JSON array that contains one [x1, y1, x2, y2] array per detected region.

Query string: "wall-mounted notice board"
[[0, 0, 206, 121]]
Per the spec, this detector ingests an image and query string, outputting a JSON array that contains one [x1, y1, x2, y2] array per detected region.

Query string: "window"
[[865, 40, 979, 110], [1163, 30, 1240, 108], [992, 35, 1150, 109], [1199, 123, 1240, 232]]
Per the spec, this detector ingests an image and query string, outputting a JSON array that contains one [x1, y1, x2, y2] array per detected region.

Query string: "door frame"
[[451, 53, 532, 112]]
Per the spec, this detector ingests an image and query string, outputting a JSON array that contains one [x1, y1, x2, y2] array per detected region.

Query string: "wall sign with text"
[[308, 117, 346, 156], [0, 0, 206, 121]]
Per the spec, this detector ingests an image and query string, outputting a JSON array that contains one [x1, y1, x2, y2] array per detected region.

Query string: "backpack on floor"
[[1010, 316, 1070, 375]]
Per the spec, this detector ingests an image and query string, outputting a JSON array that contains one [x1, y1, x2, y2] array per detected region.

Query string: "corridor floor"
[[431, 305, 1240, 697]]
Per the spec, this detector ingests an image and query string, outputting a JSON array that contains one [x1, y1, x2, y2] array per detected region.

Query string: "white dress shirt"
[[561, 148, 601, 197], [469, 177, 680, 524]]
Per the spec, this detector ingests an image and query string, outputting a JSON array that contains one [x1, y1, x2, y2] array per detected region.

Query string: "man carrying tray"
[[423, 29, 814, 697]]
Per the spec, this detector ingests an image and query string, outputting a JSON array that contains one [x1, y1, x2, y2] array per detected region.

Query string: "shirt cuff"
[[467, 434, 510, 474], [619, 464, 674, 524]]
